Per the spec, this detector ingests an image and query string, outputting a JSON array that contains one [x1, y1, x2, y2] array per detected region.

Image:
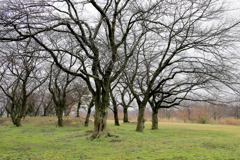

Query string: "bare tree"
[[0, 0, 159, 138], [0, 0, 240, 136], [124, 0, 240, 132], [68, 81, 90, 117], [25, 92, 45, 117], [117, 82, 135, 123], [109, 85, 120, 126], [42, 94, 54, 117], [48, 62, 76, 127], [0, 39, 47, 126]]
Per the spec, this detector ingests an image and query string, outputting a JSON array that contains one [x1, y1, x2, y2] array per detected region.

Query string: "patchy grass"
[[0, 117, 240, 160]]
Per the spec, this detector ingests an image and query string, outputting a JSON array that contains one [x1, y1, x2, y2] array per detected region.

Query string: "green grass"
[[0, 117, 240, 160]]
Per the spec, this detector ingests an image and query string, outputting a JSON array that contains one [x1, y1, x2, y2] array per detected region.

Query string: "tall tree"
[[0, 0, 240, 136], [124, 0, 240, 132], [0, 0, 157, 138]]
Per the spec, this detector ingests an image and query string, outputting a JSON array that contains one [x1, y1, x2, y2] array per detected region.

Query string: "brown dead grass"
[[211, 117, 240, 125], [0, 118, 10, 125], [158, 117, 184, 123]]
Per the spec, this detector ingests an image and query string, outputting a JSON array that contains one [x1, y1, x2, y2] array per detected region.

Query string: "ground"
[[0, 117, 239, 160]]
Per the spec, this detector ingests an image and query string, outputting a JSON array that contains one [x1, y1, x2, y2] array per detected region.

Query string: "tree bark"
[[92, 104, 108, 138], [57, 108, 64, 127], [136, 106, 146, 132], [76, 102, 81, 117], [91, 90, 110, 139], [84, 99, 94, 127], [151, 107, 158, 130], [15, 116, 22, 127], [11, 97, 27, 127], [123, 107, 129, 123], [114, 109, 120, 126]]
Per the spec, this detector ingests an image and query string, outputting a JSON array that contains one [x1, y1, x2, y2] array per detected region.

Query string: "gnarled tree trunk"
[[91, 89, 110, 139]]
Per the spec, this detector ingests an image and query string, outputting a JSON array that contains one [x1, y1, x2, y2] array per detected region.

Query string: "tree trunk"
[[76, 102, 81, 117], [136, 106, 146, 132], [11, 99, 27, 127], [15, 116, 22, 127], [91, 91, 110, 139], [114, 110, 120, 126], [57, 108, 64, 127], [11, 113, 23, 127], [110, 89, 120, 126], [123, 107, 129, 123], [11, 115, 17, 125], [84, 99, 94, 127], [151, 107, 158, 130], [43, 107, 48, 116]]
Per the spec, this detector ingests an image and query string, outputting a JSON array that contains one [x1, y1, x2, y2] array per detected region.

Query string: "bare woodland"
[[0, 0, 240, 139]]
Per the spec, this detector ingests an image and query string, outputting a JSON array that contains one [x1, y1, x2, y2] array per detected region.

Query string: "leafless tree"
[[0, 0, 240, 136], [0, 39, 47, 126], [0, 0, 159, 138], [48, 62, 76, 127], [109, 82, 121, 126], [124, 0, 240, 132], [68, 81, 90, 117], [117, 81, 135, 123]]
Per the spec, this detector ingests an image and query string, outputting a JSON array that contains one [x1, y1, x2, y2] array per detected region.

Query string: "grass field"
[[0, 117, 239, 160]]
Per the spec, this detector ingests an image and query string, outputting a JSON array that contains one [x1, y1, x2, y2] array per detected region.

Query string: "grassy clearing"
[[0, 117, 239, 160]]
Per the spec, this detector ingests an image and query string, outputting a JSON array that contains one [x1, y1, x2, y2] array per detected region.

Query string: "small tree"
[[48, 63, 76, 127]]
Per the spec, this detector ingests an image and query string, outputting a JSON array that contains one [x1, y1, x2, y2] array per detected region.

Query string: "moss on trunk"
[[136, 107, 145, 132], [91, 90, 110, 139]]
